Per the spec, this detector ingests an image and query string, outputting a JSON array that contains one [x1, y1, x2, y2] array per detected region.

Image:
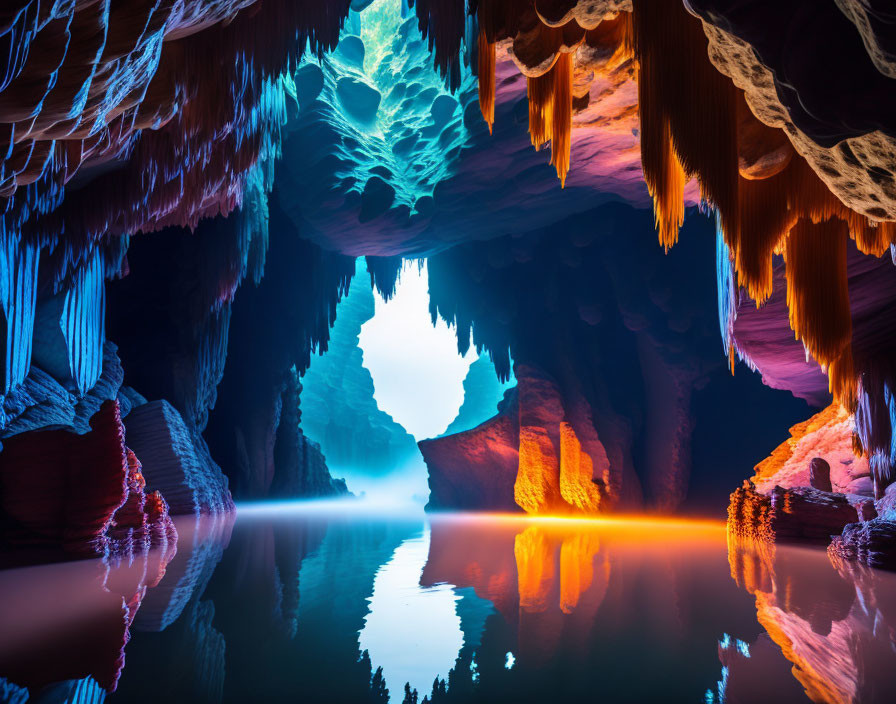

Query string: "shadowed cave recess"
[[2, 0, 896, 700]]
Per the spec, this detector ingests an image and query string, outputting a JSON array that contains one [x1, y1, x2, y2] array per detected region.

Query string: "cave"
[[1, 1, 896, 702]]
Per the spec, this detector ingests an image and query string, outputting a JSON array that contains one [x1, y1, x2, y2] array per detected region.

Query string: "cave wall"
[[423, 202, 811, 514]]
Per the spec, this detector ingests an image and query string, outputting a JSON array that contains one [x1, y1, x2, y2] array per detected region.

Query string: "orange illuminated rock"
[[559, 531, 603, 614], [514, 525, 556, 613], [515, 427, 565, 514], [558, 421, 602, 512], [752, 403, 870, 496]]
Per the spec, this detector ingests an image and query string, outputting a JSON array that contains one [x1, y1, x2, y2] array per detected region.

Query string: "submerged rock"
[[829, 519, 896, 572]]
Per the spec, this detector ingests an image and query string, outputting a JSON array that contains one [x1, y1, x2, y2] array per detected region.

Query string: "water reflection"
[[0, 507, 894, 703], [360, 529, 464, 699]]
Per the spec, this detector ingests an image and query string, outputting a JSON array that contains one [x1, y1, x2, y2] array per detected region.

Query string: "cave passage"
[[300, 257, 514, 504]]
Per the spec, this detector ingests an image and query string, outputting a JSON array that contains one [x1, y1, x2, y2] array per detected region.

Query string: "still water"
[[1, 502, 895, 703]]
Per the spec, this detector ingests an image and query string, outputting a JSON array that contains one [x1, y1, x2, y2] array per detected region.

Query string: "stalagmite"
[[515, 426, 564, 514]]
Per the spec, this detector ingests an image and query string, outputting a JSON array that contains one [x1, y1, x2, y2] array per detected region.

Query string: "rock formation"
[[421, 388, 521, 512], [423, 203, 809, 514], [300, 259, 419, 477], [0, 400, 176, 558], [441, 356, 516, 437]]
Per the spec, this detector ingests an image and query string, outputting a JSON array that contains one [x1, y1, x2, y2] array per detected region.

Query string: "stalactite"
[[365, 255, 403, 302], [784, 218, 854, 403], [62, 251, 106, 396], [477, 29, 495, 134], [410, 0, 468, 91], [631, 0, 736, 251], [729, 168, 792, 303], [527, 71, 554, 150], [550, 51, 573, 187], [0, 227, 39, 394]]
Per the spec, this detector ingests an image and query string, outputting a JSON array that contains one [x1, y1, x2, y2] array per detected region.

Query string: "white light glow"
[[359, 260, 476, 440], [359, 529, 463, 701]]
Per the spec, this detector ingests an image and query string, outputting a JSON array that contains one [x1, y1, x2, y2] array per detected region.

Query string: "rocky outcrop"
[[829, 519, 896, 572], [270, 371, 348, 499], [1, 341, 139, 439], [750, 403, 871, 497], [727, 400, 896, 570], [123, 401, 234, 516], [421, 388, 521, 513], [0, 400, 175, 557], [728, 481, 875, 546]]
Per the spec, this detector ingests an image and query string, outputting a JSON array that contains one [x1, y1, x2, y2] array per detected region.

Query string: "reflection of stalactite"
[[514, 525, 555, 613]]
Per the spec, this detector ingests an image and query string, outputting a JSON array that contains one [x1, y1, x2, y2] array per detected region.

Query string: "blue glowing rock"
[[335, 35, 365, 68], [295, 64, 324, 109], [336, 77, 381, 123], [125, 400, 234, 515], [416, 87, 438, 107], [414, 195, 434, 217], [392, 134, 419, 156], [431, 94, 458, 128], [359, 176, 396, 223]]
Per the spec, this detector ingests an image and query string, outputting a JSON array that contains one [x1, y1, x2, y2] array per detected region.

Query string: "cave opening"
[[300, 257, 514, 505]]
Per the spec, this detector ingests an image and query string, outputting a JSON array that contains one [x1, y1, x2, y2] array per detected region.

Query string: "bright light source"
[[360, 260, 476, 440]]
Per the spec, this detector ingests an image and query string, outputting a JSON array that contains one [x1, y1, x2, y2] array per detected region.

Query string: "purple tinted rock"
[[810, 457, 833, 492], [829, 519, 896, 572]]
